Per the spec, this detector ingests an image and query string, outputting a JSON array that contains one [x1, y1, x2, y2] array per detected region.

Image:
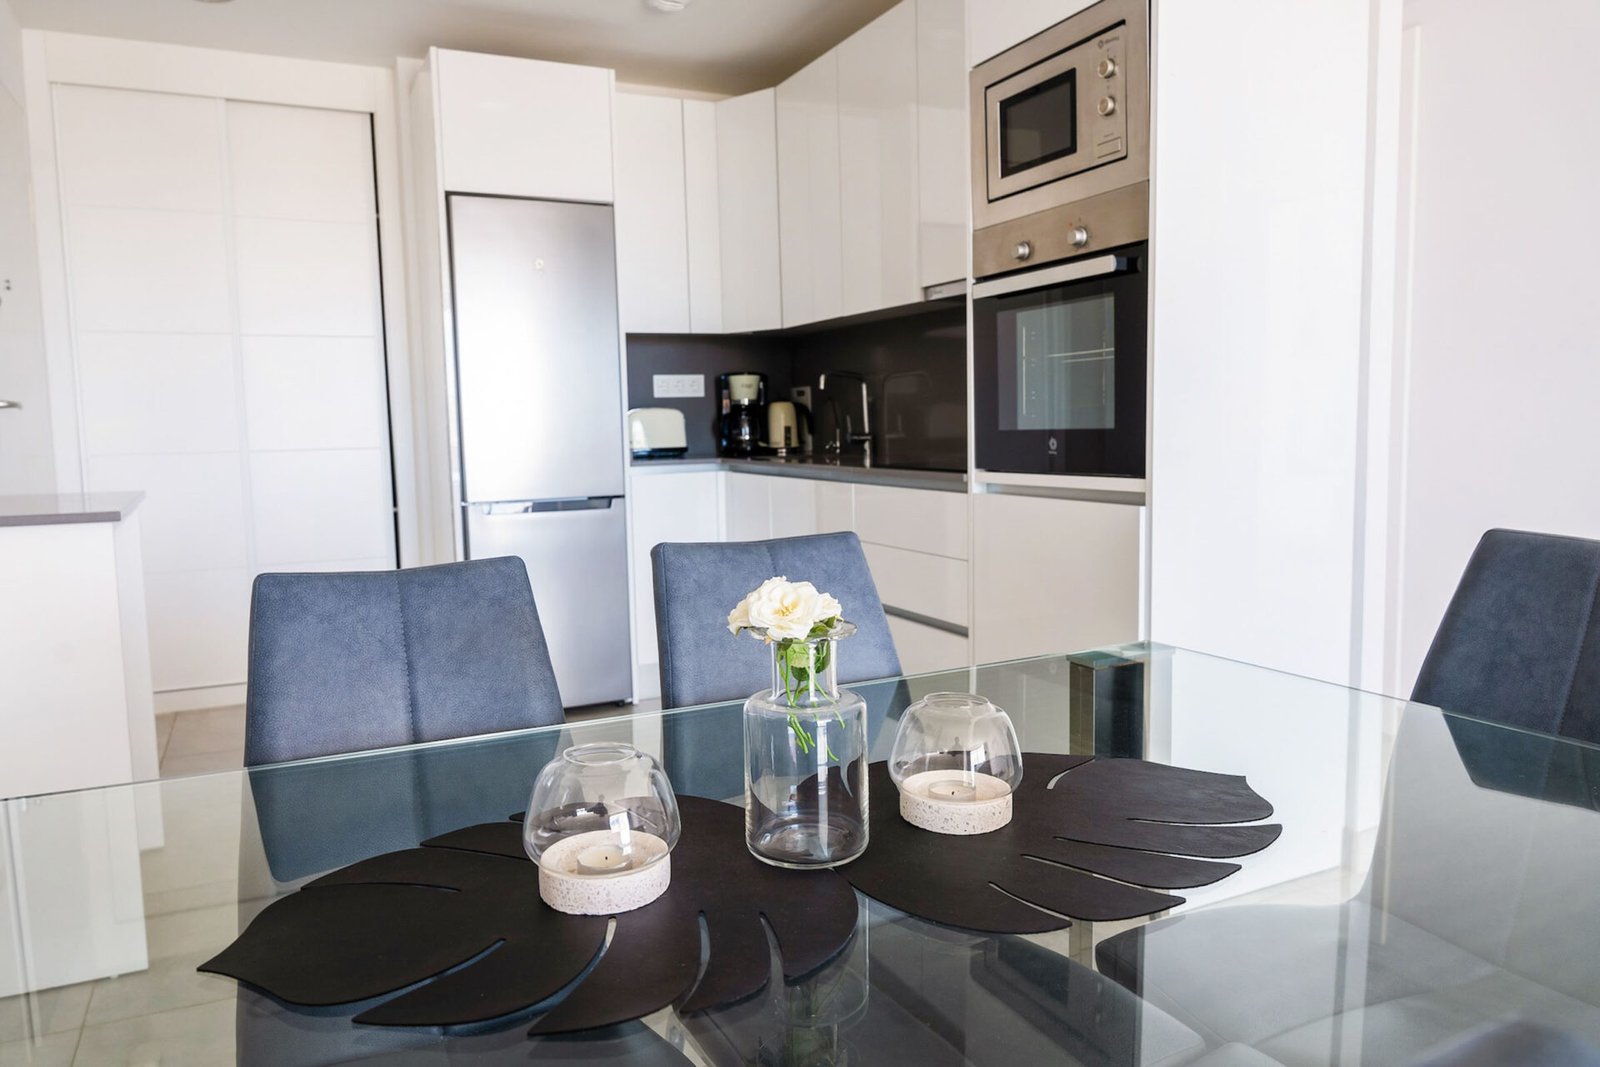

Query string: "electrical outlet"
[[653, 374, 704, 399]]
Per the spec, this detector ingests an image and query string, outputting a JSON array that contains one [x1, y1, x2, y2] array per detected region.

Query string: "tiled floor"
[[155, 700, 660, 778]]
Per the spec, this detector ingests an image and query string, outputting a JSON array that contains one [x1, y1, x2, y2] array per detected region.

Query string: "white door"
[[52, 87, 395, 700], [0, 78, 53, 492]]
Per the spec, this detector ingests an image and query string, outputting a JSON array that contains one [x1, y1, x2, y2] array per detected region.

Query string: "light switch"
[[653, 374, 704, 399]]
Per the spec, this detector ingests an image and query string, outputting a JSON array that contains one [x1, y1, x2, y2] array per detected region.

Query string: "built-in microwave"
[[970, 0, 1149, 279], [972, 244, 1147, 478]]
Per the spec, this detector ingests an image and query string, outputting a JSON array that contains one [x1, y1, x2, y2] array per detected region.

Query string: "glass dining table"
[[3, 644, 1598, 1066]]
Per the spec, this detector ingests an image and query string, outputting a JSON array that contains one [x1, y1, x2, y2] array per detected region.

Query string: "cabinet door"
[[776, 52, 843, 327], [682, 100, 724, 333], [973, 493, 1141, 663], [723, 472, 773, 541], [815, 482, 855, 533], [614, 94, 689, 333], [434, 49, 614, 201], [854, 484, 968, 559], [888, 614, 971, 674], [916, 0, 968, 288], [838, 1, 921, 316], [629, 471, 721, 698], [769, 477, 820, 539], [715, 90, 783, 332]]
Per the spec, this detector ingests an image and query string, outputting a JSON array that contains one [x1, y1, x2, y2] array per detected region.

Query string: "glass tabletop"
[[3, 644, 1598, 1066]]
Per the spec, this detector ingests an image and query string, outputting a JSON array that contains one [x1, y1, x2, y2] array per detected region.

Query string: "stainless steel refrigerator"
[[448, 194, 631, 707]]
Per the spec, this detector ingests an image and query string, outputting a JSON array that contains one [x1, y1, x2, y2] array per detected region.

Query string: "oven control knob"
[[1097, 57, 1118, 79], [1068, 225, 1090, 248], [1097, 95, 1117, 116], [1014, 241, 1033, 262]]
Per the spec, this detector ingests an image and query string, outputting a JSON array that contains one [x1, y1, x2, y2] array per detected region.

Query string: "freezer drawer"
[[463, 498, 632, 707]]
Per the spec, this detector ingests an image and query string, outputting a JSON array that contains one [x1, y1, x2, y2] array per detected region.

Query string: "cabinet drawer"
[[854, 484, 968, 559], [862, 542, 967, 627], [887, 614, 970, 675]]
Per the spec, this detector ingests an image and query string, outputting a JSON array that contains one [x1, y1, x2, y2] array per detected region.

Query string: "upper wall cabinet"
[[838, 1, 921, 316], [777, 53, 843, 327], [615, 93, 691, 333], [965, 0, 1100, 67], [715, 89, 783, 332], [433, 49, 614, 201], [682, 101, 725, 332], [916, 0, 968, 287]]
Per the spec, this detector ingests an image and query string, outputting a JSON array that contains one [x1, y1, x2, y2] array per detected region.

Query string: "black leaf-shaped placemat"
[[841, 753, 1281, 934], [201, 794, 858, 1034]]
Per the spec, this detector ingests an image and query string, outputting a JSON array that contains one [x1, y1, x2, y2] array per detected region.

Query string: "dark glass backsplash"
[[625, 304, 967, 470]]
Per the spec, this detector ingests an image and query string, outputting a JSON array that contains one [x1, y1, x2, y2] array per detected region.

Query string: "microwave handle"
[[972, 254, 1127, 299]]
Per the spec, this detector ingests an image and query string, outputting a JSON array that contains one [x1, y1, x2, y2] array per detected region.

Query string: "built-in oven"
[[970, 0, 1148, 279], [972, 244, 1146, 478]]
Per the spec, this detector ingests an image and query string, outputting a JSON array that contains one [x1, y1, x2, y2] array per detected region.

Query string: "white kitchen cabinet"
[[614, 93, 690, 333], [776, 52, 843, 327], [715, 89, 783, 332], [723, 472, 774, 541], [838, 1, 922, 316], [916, 0, 968, 287], [862, 541, 969, 628], [973, 493, 1141, 663], [816, 482, 855, 533], [769, 477, 821, 540], [965, 0, 1099, 67], [433, 49, 614, 201], [682, 100, 724, 333], [888, 615, 970, 675], [628, 470, 722, 698], [854, 483, 968, 560]]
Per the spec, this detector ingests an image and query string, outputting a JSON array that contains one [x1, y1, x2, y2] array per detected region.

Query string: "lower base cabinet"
[[628, 470, 721, 700], [887, 613, 970, 675], [972, 492, 1143, 663]]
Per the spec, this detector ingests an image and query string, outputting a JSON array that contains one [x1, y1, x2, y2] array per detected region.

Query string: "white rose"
[[745, 577, 824, 640], [726, 593, 754, 635], [815, 592, 842, 623]]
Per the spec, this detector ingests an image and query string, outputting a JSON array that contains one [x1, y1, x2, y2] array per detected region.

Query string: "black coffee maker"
[[717, 372, 767, 457]]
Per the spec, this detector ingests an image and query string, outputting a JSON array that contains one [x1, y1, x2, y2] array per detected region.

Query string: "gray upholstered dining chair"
[[244, 556, 564, 765], [1411, 528, 1600, 742], [649, 531, 903, 709]]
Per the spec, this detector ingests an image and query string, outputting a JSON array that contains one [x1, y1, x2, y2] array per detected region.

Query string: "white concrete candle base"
[[898, 770, 1013, 835], [537, 830, 671, 915]]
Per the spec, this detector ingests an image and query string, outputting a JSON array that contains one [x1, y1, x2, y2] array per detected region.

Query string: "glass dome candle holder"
[[888, 693, 1023, 835], [523, 743, 681, 915]]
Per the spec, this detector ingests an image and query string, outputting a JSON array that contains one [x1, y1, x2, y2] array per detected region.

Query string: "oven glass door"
[[973, 249, 1146, 477]]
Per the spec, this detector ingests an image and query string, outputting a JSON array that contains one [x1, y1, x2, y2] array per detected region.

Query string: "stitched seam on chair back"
[[394, 572, 419, 745], [1558, 563, 1600, 738]]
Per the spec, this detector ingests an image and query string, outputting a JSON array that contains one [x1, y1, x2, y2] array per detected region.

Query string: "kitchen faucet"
[[818, 371, 872, 466]]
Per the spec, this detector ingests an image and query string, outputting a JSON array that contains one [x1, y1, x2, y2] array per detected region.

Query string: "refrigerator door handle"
[[476, 497, 617, 516]]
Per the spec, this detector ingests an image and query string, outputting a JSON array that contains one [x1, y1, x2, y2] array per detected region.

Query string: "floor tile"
[[0, 1030, 78, 1067], [162, 707, 245, 761], [81, 952, 235, 1028], [157, 750, 242, 779], [153, 715, 175, 761], [0, 985, 92, 1045], [143, 904, 239, 963], [71, 999, 235, 1067]]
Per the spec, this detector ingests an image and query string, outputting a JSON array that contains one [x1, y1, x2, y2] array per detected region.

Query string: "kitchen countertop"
[[0, 492, 145, 528], [629, 454, 967, 493]]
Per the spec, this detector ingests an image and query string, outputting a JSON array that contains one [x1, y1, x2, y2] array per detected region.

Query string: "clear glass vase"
[[743, 623, 869, 868]]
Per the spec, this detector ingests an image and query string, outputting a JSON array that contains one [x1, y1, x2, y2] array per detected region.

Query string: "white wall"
[[1384, 0, 1600, 693], [0, 0, 54, 493], [1147, 0, 1390, 687]]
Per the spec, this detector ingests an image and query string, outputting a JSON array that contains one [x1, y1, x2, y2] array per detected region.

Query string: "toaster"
[[627, 407, 688, 458]]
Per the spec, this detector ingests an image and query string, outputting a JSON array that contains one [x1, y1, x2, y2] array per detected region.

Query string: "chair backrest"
[[1411, 528, 1600, 742], [650, 532, 902, 709], [245, 557, 564, 765]]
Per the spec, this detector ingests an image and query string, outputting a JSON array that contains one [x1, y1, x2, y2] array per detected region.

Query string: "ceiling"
[[8, 0, 903, 96]]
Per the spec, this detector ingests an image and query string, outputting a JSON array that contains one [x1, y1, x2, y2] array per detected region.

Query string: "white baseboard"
[[154, 683, 246, 715]]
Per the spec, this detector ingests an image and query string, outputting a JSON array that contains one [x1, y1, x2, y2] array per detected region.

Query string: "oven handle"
[[971, 254, 1128, 300]]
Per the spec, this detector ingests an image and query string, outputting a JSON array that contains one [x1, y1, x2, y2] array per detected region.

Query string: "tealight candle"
[[575, 843, 632, 875], [927, 779, 978, 802]]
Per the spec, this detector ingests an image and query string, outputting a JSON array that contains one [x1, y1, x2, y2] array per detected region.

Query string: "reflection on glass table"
[[1, 645, 1598, 1065]]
